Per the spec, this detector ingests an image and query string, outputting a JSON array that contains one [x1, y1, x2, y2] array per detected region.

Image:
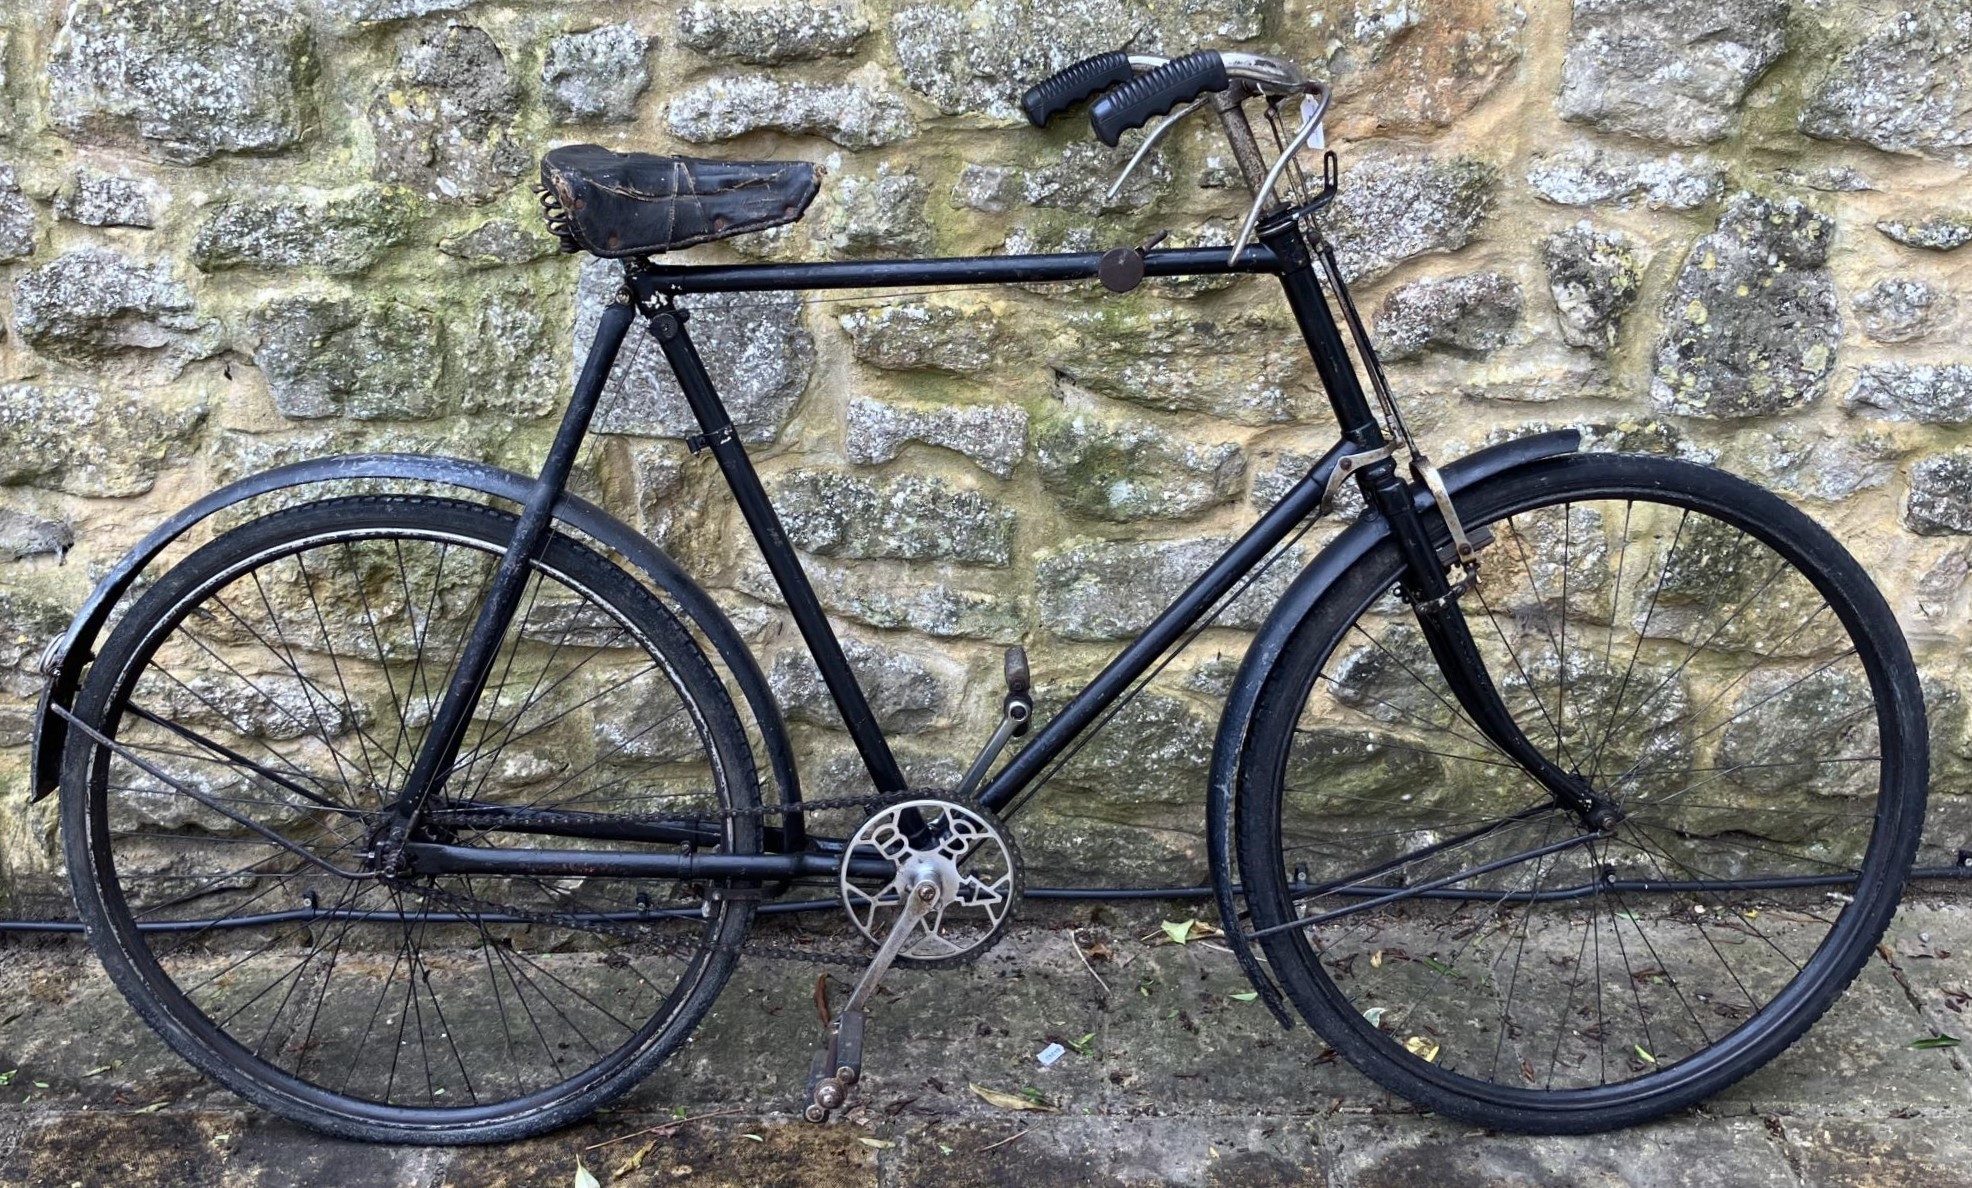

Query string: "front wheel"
[[1235, 452, 1926, 1133], [62, 495, 762, 1143]]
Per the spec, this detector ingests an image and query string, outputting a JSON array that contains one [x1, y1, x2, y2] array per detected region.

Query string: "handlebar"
[[1019, 51, 1137, 127], [1088, 51, 1229, 146]]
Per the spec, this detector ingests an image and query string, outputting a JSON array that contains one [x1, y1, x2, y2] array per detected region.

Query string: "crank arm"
[[805, 873, 938, 1122]]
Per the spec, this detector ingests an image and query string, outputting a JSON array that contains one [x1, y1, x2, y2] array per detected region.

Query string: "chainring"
[[839, 798, 1022, 969]]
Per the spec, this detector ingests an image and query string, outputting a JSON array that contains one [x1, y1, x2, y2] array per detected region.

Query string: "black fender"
[[1207, 429, 1582, 1027], [30, 453, 803, 835]]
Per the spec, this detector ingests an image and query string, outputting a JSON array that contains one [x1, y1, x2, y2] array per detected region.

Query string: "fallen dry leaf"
[[969, 1083, 1058, 1112], [613, 1140, 656, 1177]]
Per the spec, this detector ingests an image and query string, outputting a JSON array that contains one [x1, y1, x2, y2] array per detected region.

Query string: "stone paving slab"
[[0, 896, 1965, 1186]]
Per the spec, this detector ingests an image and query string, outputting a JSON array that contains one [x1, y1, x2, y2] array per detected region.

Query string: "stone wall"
[[0, 0, 1969, 898]]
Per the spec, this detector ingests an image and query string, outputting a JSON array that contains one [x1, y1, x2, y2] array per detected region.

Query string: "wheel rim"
[[71, 504, 754, 1126], [1248, 460, 1920, 1108]]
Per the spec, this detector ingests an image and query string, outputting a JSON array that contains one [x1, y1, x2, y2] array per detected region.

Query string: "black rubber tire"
[[1235, 453, 1927, 1133], [62, 496, 761, 1144]]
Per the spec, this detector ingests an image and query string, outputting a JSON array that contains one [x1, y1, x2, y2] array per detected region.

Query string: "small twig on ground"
[[976, 1128, 1029, 1155], [1072, 935, 1111, 997], [582, 1106, 746, 1151]]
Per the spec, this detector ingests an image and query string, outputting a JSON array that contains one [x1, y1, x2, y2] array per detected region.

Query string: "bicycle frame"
[[387, 206, 1607, 887]]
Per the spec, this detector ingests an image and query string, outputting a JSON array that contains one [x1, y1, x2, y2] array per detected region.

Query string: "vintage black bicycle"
[[31, 48, 1927, 1143]]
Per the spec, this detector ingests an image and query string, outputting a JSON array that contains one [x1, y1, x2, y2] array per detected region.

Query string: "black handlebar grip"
[[1020, 51, 1135, 128], [1088, 50, 1228, 146]]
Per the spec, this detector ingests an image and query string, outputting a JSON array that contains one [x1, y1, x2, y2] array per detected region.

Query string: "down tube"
[[976, 441, 1347, 817]]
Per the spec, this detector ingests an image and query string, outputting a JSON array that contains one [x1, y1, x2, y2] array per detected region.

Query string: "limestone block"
[[12, 248, 219, 378], [677, 0, 869, 65], [1526, 146, 1722, 211], [1034, 407, 1243, 522], [1847, 364, 1972, 425], [1802, 1, 1972, 155], [577, 260, 813, 444], [1558, 0, 1787, 145], [1851, 280, 1951, 344], [1307, 0, 1525, 135], [845, 396, 1028, 479], [768, 468, 1017, 565], [53, 169, 158, 228], [666, 68, 915, 149], [1320, 149, 1498, 283], [191, 185, 418, 275], [1053, 307, 1314, 425], [542, 24, 653, 124], [1876, 214, 1972, 251], [829, 164, 933, 256], [249, 295, 445, 421], [369, 25, 527, 204], [1906, 450, 1972, 535], [0, 507, 73, 562], [437, 219, 560, 267], [839, 301, 999, 375], [0, 383, 204, 497], [769, 635, 955, 732], [1543, 224, 1643, 352], [1372, 272, 1522, 361], [1651, 193, 1840, 419], [1017, 141, 1171, 216], [0, 165, 32, 262], [1035, 536, 1303, 641], [47, 0, 315, 163], [740, 556, 1027, 639]]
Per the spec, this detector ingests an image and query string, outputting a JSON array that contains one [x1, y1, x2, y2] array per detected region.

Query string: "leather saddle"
[[537, 145, 821, 258]]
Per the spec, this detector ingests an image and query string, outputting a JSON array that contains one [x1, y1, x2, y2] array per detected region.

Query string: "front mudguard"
[[29, 453, 803, 836], [1207, 429, 1582, 1027]]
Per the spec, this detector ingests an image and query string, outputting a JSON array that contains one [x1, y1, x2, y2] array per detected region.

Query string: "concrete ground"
[[0, 893, 1966, 1187]]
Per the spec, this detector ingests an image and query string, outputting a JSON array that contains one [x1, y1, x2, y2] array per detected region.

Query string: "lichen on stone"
[[1650, 192, 1841, 419], [368, 24, 528, 204], [845, 396, 1028, 479], [47, 0, 316, 163], [1542, 223, 1643, 352], [191, 185, 418, 275], [1372, 271, 1523, 362], [1033, 406, 1244, 522], [666, 68, 916, 149], [541, 24, 653, 124], [677, 0, 869, 65], [1557, 0, 1786, 145]]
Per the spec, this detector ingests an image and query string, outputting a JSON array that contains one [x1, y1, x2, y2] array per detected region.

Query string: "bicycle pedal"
[[802, 1010, 866, 1123]]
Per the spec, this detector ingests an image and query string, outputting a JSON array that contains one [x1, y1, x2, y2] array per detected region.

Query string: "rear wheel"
[[62, 495, 760, 1143], [1236, 453, 1926, 1132]]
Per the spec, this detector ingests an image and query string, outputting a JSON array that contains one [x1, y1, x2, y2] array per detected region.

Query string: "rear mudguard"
[[29, 453, 803, 839], [1208, 429, 1582, 1027]]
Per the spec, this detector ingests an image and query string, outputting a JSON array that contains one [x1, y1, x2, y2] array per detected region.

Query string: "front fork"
[[1359, 461, 1623, 834]]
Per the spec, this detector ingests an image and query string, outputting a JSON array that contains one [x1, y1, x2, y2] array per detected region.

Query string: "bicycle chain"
[[397, 790, 931, 968]]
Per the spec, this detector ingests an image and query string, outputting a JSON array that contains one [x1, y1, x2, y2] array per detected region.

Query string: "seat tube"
[[383, 280, 640, 841], [647, 303, 911, 796]]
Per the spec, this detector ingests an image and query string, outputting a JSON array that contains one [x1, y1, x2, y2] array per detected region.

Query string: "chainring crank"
[[839, 798, 1023, 970]]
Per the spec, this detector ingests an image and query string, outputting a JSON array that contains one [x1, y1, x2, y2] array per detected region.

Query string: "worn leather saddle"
[[537, 145, 821, 258]]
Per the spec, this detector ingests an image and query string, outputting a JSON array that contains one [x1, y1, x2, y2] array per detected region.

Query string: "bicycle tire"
[[1235, 452, 1926, 1132], [62, 495, 761, 1143]]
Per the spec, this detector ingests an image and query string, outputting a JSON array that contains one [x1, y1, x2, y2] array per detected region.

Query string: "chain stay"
[[399, 789, 936, 968]]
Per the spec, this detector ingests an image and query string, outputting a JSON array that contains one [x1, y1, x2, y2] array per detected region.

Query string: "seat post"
[[375, 278, 640, 859]]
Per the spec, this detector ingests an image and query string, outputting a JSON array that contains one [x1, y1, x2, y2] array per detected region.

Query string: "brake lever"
[[1103, 94, 1208, 202], [1226, 83, 1330, 264]]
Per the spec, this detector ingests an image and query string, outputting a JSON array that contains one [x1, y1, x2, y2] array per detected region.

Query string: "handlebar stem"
[[1210, 82, 1273, 195]]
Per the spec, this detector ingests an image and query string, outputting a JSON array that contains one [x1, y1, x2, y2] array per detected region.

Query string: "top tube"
[[627, 243, 1284, 297]]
